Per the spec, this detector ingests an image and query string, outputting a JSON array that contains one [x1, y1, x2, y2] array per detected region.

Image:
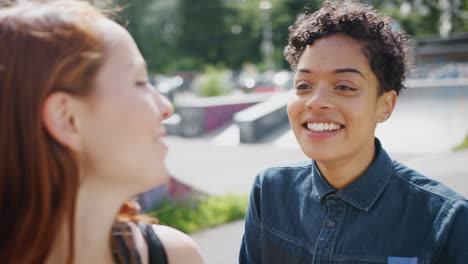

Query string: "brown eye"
[[295, 83, 312, 90], [336, 85, 356, 91]]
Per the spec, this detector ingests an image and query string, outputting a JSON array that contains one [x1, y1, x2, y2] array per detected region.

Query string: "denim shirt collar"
[[312, 138, 393, 212]]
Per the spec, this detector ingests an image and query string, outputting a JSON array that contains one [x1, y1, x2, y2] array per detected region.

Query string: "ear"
[[42, 92, 82, 152], [376, 90, 397, 123]]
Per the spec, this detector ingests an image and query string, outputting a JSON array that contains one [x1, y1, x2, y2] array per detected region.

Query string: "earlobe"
[[42, 92, 82, 151], [376, 90, 397, 123]]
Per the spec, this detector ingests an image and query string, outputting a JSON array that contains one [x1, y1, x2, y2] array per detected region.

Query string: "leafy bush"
[[198, 66, 228, 97], [147, 194, 248, 234]]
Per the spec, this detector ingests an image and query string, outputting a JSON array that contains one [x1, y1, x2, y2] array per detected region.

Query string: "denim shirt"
[[239, 139, 468, 264]]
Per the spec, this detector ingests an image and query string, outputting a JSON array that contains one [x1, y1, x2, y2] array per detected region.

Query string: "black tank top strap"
[[136, 223, 169, 264], [111, 221, 142, 264]]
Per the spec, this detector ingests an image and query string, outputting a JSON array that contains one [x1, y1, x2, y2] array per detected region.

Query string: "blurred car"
[[238, 70, 293, 93], [151, 75, 184, 102]]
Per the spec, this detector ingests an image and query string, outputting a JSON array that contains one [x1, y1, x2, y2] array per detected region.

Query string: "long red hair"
[[0, 1, 150, 263]]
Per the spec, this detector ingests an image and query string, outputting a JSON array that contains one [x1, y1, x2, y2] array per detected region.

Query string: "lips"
[[155, 127, 167, 138]]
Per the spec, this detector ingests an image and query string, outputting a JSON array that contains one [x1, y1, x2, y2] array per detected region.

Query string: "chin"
[[133, 165, 170, 194], [151, 166, 170, 186], [158, 168, 170, 185], [301, 145, 340, 163]]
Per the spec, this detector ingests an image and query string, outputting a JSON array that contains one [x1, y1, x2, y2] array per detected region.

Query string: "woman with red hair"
[[0, 1, 203, 263]]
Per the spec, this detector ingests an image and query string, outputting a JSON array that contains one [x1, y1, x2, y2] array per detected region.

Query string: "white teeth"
[[307, 122, 341, 132]]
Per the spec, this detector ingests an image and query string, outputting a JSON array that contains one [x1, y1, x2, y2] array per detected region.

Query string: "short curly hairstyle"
[[284, 0, 410, 95]]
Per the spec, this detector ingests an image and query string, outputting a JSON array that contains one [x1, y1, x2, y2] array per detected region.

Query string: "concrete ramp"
[[376, 79, 468, 154]]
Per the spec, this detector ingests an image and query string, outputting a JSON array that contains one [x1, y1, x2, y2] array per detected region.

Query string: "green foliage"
[[199, 66, 227, 97], [113, 0, 181, 74], [453, 135, 468, 151], [108, 0, 468, 74], [222, 0, 263, 70], [178, 0, 226, 70], [272, 0, 322, 69], [452, 0, 468, 33], [147, 195, 248, 234], [390, 7, 441, 36], [386, 0, 468, 36]]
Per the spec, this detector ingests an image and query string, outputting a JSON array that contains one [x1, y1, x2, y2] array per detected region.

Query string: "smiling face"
[[76, 19, 174, 193], [287, 33, 396, 165]]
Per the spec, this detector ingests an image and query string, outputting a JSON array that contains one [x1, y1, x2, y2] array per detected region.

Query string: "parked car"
[[238, 70, 293, 93], [151, 75, 184, 102]]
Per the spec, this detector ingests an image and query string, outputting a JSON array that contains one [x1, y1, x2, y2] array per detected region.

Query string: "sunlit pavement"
[[191, 220, 245, 264], [164, 136, 308, 196]]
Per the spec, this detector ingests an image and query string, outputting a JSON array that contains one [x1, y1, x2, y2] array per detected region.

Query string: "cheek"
[[86, 100, 153, 147], [114, 94, 157, 127], [344, 98, 379, 128], [287, 98, 302, 121]]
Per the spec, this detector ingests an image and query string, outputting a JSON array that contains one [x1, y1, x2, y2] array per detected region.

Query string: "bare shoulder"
[[152, 224, 204, 264]]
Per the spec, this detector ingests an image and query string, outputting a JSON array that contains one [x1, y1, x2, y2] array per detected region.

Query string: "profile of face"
[[287, 33, 396, 163], [43, 18, 174, 194]]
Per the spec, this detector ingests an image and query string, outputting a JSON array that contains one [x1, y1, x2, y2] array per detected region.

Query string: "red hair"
[[0, 1, 150, 263]]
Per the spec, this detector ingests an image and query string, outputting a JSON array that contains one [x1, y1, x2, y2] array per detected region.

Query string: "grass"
[[453, 135, 468, 151], [146, 194, 248, 234]]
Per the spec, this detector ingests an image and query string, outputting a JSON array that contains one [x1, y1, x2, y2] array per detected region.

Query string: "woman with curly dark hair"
[[240, 1, 468, 263], [0, 1, 202, 263]]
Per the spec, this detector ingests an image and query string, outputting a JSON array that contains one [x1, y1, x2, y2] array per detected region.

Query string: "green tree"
[[177, 0, 227, 70], [452, 0, 468, 33], [222, 0, 321, 70], [114, 0, 181, 73], [108, 0, 468, 74], [222, 0, 263, 69], [379, 0, 467, 36], [272, 0, 321, 68]]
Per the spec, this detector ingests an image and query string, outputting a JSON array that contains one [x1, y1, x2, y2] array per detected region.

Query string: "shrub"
[[198, 66, 228, 97], [147, 194, 248, 234]]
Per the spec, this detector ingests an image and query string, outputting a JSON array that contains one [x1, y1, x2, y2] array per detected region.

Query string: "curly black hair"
[[284, 0, 410, 95]]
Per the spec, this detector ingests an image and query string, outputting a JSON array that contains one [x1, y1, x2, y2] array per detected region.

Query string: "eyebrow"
[[297, 68, 366, 79]]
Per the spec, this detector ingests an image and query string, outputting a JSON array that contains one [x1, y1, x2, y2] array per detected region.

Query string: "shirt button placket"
[[313, 196, 345, 264]]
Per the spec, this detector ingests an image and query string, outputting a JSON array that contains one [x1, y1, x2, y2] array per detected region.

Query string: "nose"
[[305, 84, 333, 110], [157, 92, 174, 120]]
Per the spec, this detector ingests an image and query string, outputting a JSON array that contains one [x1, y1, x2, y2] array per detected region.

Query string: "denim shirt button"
[[327, 220, 336, 228]]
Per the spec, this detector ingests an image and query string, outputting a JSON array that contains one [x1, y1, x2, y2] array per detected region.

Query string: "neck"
[[316, 139, 376, 190], [46, 178, 132, 264]]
